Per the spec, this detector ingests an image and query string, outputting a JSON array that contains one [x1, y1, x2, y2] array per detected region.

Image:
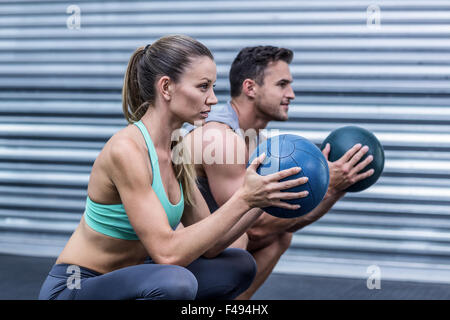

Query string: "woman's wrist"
[[234, 187, 253, 213]]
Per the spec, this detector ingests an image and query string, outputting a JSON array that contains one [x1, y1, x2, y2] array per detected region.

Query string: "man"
[[183, 46, 374, 299]]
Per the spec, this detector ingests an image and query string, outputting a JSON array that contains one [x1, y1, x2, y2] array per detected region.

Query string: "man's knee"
[[225, 248, 257, 284], [278, 232, 293, 253], [247, 229, 293, 253], [221, 248, 257, 298]]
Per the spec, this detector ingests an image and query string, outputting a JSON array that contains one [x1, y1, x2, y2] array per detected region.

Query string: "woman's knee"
[[143, 266, 198, 300]]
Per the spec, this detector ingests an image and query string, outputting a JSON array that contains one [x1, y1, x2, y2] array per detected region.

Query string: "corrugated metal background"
[[1, 0, 450, 283]]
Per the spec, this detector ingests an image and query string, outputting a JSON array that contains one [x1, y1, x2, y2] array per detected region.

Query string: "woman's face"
[[169, 56, 218, 125]]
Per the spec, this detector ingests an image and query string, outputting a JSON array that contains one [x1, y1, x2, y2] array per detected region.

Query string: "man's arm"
[[184, 122, 263, 252], [249, 142, 375, 238]]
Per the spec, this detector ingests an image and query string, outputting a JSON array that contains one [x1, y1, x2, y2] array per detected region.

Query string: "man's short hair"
[[229, 46, 293, 97]]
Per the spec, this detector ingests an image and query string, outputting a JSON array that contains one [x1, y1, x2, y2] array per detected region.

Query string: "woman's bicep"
[[123, 188, 176, 263], [108, 139, 174, 261]]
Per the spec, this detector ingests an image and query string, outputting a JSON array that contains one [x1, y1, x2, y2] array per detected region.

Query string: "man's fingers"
[[322, 143, 331, 160], [355, 168, 375, 182], [351, 154, 374, 175], [339, 143, 362, 163], [348, 145, 369, 167]]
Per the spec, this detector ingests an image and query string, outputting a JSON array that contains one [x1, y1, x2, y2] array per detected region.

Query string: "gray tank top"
[[182, 101, 241, 136], [182, 101, 241, 213]]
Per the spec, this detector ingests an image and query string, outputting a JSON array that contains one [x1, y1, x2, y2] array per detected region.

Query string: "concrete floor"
[[1, 253, 449, 300]]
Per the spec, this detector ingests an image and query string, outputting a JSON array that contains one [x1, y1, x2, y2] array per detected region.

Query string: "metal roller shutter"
[[1, 0, 449, 283]]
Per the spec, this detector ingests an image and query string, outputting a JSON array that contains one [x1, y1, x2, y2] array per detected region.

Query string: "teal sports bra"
[[84, 120, 184, 240]]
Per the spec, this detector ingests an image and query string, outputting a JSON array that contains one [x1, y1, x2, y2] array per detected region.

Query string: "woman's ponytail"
[[122, 46, 148, 124]]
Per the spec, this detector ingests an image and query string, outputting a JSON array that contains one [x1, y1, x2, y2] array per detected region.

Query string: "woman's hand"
[[240, 153, 309, 210]]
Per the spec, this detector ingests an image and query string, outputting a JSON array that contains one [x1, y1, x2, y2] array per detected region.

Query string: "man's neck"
[[229, 96, 269, 133]]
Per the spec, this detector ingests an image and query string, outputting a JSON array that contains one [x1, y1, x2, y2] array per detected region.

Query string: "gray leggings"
[[38, 248, 256, 300]]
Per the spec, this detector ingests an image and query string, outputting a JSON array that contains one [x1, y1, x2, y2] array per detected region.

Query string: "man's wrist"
[[325, 188, 346, 201]]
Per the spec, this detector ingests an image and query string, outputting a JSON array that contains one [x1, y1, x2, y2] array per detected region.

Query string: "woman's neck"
[[140, 105, 182, 153]]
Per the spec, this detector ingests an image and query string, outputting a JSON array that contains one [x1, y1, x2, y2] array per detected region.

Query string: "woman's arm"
[[181, 183, 264, 258], [109, 137, 304, 267]]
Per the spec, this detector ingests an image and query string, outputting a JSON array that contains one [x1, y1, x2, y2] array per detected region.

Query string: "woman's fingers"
[[244, 158, 311, 210], [269, 190, 309, 201], [270, 201, 301, 210], [273, 176, 309, 191], [266, 166, 301, 182], [247, 153, 266, 172], [267, 189, 310, 210]]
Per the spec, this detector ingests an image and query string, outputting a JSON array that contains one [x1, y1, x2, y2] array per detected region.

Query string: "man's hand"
[[322, 143, 375, 198], [283, 143, 376, 233]]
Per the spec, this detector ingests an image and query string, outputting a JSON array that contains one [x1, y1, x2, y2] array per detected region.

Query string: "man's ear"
[[242, 79, 257, 98], [157, 76, 172, 101]]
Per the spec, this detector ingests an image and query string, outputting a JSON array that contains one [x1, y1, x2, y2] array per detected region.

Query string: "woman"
[[38, 35, 308, 300]]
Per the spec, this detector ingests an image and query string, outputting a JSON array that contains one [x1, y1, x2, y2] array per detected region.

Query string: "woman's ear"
[[242, 78, 256, 98], [157, 76, 172, 101]]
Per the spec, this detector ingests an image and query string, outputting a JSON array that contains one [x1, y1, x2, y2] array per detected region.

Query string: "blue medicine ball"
[[248, 134, 330, 218]]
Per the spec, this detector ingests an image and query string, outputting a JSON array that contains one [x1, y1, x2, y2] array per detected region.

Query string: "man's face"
[[254, 60, 295, 122]]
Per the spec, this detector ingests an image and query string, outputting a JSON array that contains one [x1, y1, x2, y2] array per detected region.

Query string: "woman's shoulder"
[[87, 125, 152, 204], [98, 125, 151, 177], [105, 126, 147, 162], [106, 124, 145, 152]]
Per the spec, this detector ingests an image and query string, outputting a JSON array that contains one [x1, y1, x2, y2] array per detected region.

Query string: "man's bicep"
[[199, 122, 249, 206]]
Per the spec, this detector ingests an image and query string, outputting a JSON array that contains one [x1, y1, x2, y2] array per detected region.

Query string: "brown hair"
[[229, 46, 293, 97], [122, 35, 214, 207]]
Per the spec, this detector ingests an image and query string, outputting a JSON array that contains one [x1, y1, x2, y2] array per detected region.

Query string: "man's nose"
[[286, 84, 295, 100]]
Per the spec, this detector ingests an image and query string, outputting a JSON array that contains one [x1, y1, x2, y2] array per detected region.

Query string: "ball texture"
[[321, 126, 385, 192], [248, 134, 330, 218]]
